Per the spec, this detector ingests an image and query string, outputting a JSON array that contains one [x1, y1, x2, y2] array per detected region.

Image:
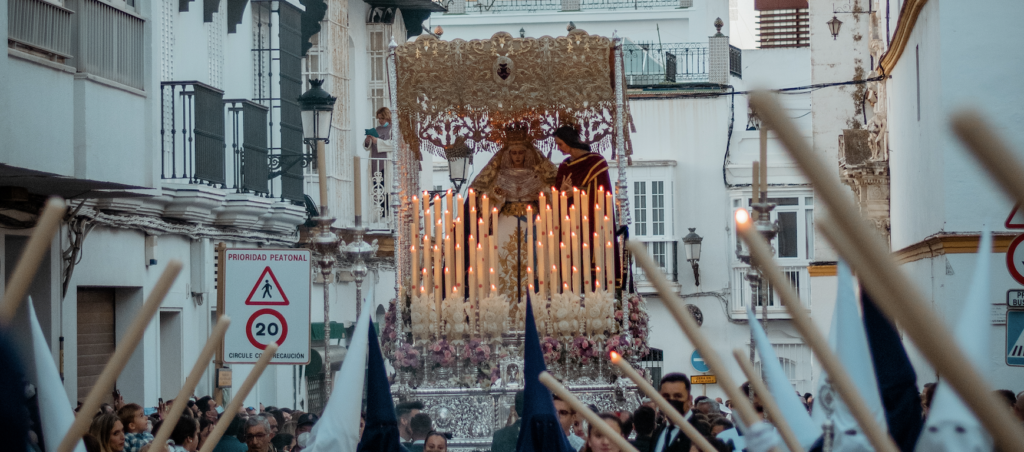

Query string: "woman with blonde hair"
[[89, 413, 126, 452]]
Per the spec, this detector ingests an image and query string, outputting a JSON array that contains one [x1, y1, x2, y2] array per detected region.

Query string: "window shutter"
[[278, 2, 305, 204]]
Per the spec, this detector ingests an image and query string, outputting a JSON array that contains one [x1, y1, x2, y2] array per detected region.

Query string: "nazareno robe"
[[555, 152, 622, 289]]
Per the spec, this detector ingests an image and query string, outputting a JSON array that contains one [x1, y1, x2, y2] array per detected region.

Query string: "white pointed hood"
[[304, 299, 372, 452], [811, 261, 888, 452], [748, 306, 822, 450], [914, 230, 993, 452]]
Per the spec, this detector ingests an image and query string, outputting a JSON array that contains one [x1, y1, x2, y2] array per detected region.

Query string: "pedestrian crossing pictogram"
[[245, 266, 290, 306], [1007, 310, 1024, 367]]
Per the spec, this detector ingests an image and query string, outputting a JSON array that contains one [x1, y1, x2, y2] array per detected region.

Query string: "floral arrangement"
[[550, 292, 581, 338], [604, 334, 630, 359], [462, 339, 491, 365], [479, 294, 510, 340], [381, 299, 399, 358], [584, 290, 615, 336], [627, 294, 650, 358], [428, 339, 457, 368], [394, 343, 420, 370], [542, 336, 562, 365], [570, 336, 599, 365], [410, 291, 436, 343], [442, 295, 470, 343]]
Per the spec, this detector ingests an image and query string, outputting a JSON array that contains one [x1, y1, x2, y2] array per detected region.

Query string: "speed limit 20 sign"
[[224, 249, 311, 364]]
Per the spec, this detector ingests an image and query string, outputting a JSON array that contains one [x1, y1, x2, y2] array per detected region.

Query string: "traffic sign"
[[224, 249, 310, 365], [1007, 204, 1024, 229], [1008, 290, 1024, 308], [691, 350, 709, 373], [1007, 310, 1024, 367], [1006, 234, 1024, 286], [691, 375, 717, 385]]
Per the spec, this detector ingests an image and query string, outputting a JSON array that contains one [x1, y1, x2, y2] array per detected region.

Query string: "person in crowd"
[[168, 416, 200, 452], [490, 391, 523, 452], [90, 413, 126, 452], [197, 397, 219, 425], [407, 413, 433, 452], [196, 417, 214, 451], [295, 413, 318, 436], [650, 373, 693, 452], [267, 411, 285, 437], [270, 433, 294, 452], [243, 416, 274, 452], [118, 403, 154, 452], [710, 418, 733, 437], [396, 401, 425, 445], [631, 406, 656, 452], [83, 434, 103, 452], [739, 382, 763, 414], [212, 415, 247, 452], [581, 413, 626, 452], [278, 420, 296, 437], [262, 415, 278, 442], [359, 413, 366, 441], [553, 395, 586, 451], [423, 432, 448, 452], [616, 411, 634, 440]]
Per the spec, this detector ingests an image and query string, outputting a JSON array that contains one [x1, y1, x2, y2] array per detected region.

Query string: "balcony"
[[730, 265, 810, 319], [366, 157, 395, 232], [161, 81, 306, 202], [7, 0, 74, 61], [623, 42, 709, 87], [66, 0, 145, 89], [445, 0, 679, 14]]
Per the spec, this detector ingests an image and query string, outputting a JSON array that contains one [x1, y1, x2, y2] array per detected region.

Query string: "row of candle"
[[408, 185, 616, 314], [528, 186, 616, 300]]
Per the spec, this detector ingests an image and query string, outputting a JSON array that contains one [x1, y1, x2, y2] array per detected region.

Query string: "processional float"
[[381, 29, 649, 448]]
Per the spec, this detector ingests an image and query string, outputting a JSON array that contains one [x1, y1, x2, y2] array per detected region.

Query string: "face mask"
[[297, 432, 310, 448], [383, 122, 390, 127]]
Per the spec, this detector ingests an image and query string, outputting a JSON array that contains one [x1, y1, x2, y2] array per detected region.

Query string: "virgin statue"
[[469, 137, 558, 216]]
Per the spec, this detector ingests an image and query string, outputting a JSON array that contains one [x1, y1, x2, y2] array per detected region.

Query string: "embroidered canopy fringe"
[[395, 30, 633, 160]]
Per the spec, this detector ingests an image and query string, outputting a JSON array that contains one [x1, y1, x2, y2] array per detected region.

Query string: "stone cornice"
[[893, 233, 1016, 265], [79, 206, 302, 246], [879, 0, 929, 76]]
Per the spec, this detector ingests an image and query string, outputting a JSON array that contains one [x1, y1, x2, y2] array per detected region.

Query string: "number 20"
[[255, 322, 279, 336]]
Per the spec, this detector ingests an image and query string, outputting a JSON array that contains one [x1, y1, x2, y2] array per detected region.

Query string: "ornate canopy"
[[395, 29, 632, 160]]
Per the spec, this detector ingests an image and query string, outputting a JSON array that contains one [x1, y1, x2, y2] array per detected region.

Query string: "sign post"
[[1007, 311, 1024, 367], [691, 350, 710, 373], [224, 249, 311, 365]]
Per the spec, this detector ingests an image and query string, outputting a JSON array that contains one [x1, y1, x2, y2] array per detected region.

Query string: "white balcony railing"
[[67, 0, 145, 89], [8, 0, 74, 59], [730, 265, 809, 318], [367, 157, 395, 231]]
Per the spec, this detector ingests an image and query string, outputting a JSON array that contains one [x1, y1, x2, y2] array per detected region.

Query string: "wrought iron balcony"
[[366, 157, 395, 231], [623, 42, 709, 87]]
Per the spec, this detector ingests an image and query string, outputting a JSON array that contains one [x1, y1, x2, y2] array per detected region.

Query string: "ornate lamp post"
[[299, 79, 339, 398]]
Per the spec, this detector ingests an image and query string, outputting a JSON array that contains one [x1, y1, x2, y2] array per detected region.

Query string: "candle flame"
[[420, 286, 426, 292], [537, 241, 543, 247], [572, 266, 577, 272], [527, 205, 532, 211], [410, 246, 415, 252], [735, 208, 751, 225], [546, 205, 551, 211], [479, 218, 484, 224], [469, 267, 473, 273], [560, 243, 566, 249], [583, 243, 589, 249], [609, 351, 621, 362], [490, 268, 495, 274], [492, 207, 498, 213], [583, 215, 588, 221], [596, 266, 601, 272], [552, 265, 558, 271], [595, 280, 601, 288], [482, 194, 488, 199]]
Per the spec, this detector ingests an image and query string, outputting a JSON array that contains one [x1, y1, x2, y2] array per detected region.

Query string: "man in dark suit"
[[490, 391, 524, 452], [631, 406, 657, 452], [649, 373, 694, 452], [406, 413, 432, 452]]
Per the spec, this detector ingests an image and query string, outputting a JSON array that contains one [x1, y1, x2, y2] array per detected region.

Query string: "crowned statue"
[[468, 129, 558, 217]]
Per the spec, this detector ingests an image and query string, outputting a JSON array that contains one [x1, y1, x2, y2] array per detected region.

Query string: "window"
[[652, 181, 665, 236], [634, 181, 647, 236]]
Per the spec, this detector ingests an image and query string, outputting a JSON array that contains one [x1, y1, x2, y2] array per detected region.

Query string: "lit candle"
[[537, 237, 545, 298], [605, 237, 613, 292], [469, 234, 476, 301], [423, 234, 431, 293], [582, 196, 590, 291], [479, 217, 487, 279], [411, 242, 419, 289], [548, 232, 557, 298], [468, 265, 476, 307], [571, 231, 580, 294], [446, 189, 454, 223], [477, 242, 485, 300], [444, 265, 451, 299], [482, 195, 490, 239], [490, 207, 499, 291], [582, 241, 591, 294], [559, 191, 568, 248], [594, 232, 602, 291], [560, 241, 569, 290], [412, 194, 420, 236], [434, 244, 442, 308], [455, 242, 463, 295], [527, 206, 534, 295]]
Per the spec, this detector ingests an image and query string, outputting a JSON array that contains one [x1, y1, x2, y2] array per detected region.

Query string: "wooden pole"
[[750, 90, 1024, 452], [57, 261, 183, 452], [951, 111, 1024, 208], [215, 242, 227, 406], [0, 197, 66, 325], [539, 372, 640, 452], [737, 209, 898, 452], [608, 352, 717, 452], [731, 349, 805, 452], [151, 317, 231, 449], [198, 342, 279, 452], [625, 241, 772, 443]]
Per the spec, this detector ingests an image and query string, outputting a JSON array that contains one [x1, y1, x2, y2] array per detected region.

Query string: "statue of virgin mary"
[[469, 137, 558, 216]]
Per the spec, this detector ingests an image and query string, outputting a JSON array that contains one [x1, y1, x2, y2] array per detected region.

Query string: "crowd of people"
[[67, 369, 1024, 452], [72, 395, 322, 452]]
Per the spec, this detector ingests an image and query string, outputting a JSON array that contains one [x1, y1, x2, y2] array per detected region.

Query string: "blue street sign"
[[1008, 310, 1024, 367], [691, 350, 709, 373]]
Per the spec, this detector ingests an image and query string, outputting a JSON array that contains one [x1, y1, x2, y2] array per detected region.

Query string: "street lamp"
[[827, 16, 843, 40], [445, 139, 472, 192], [298, 79, 339, 400], [682, 228, 703, 286]]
